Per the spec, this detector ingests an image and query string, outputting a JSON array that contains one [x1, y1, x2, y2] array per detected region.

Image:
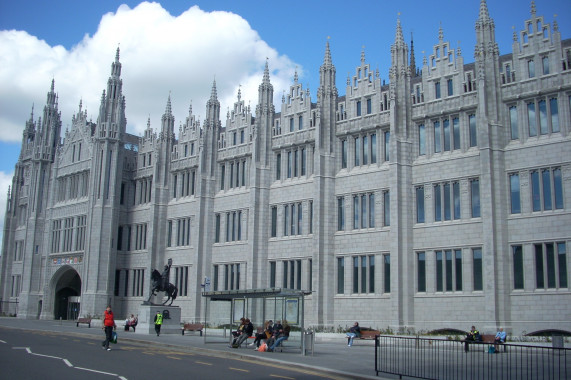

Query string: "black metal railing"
[[374, 335, 570, 379]]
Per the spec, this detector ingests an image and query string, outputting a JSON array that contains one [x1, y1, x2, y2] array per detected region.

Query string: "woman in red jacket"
[[101, 305, 116, 351]]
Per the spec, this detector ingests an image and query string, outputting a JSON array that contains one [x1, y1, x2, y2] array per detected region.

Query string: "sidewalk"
[[0, 317, 389, 380]]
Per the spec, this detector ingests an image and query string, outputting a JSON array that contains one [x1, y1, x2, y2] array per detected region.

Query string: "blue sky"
[[0, 0, 569, 241]]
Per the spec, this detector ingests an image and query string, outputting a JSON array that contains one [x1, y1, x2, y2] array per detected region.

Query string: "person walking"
[[154, 311, 163, 336], [101, 305, 116, 351]]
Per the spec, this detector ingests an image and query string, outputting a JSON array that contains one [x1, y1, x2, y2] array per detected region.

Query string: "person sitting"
[[124, 314, 137, 332], [494, 327, 506, 352], [346, 322, 361, 347], [268, 322, 290, 352], [233, 318, 254, 348], [265, 320, 282, 348], [230, 318, 246, 347], [463, 325, 481, 352], [252, 320, 273, 349]]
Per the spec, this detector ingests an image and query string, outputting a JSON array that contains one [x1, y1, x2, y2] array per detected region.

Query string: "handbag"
[[111, 331, 118, 344], [258, 343, 267, 352]]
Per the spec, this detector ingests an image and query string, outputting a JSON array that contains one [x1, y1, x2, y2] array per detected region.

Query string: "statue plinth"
[[136, 304, 181, 335]]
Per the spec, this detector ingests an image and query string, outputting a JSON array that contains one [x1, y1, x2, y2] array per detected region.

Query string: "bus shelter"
[[201, 288, 311, 355]]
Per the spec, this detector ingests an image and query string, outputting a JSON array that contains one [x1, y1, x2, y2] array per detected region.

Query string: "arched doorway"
[[53, 267, 81, 320]]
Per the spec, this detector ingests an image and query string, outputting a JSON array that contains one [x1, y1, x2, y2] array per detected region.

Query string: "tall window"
[[435, 81, 441, 99], [539, 100, 548, 135], [509, 106, 519, 140], [434, 184, 442, 221], [270, 262, 276, 288], [469, 115, 477, 147], [531, 168, 562, 211], [383, 254, 390, 293], [215, 214, 220, 243], [366, 98, 372, 114], [542, 56, 549, 75], [354, 137, 360, 166], [550, 98, 559, 132], [337, 197, 345, 231], [276, 153, 281, 180], [513, 245, 524, 289], [471, 179, 480, 217], [371, 133, 377, 163], [418, 124, 426, 155], [356, 101, 362, 116], [528, 60, 535, 78], [417, 252, 426, 292], [337, 257, 345, 294], [271, 206, 277, 237], [384, 131, 390, 162], [453, 118, 460, 150], [352, 255, 375, 293], [510, 173, 521, 214], [453, 182, 460, 219], [447, 79, 453, 96], [455, 249, 463, 291], [473, 248, 483, 291], [341, 140, 347, 169], [443, 119, 450, 151], [434, 121, 441, 153], [416, 186, 425, 223], [436, 251, 443, 292], [220, 164, 225, 190], [528, 102, 537, 137], [383, 191, 390, 226]]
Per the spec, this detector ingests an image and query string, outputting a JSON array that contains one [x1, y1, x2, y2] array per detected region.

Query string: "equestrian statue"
[[147, 259, 178, 306]]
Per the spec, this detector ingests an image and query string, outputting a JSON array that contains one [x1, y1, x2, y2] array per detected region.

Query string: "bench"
[[76, 318, 92, 328], [181, 323, 204, 336], [359, 330, 380, 340], [462, 334, 507, 352]]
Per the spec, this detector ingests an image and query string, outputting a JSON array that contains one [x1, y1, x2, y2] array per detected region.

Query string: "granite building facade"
[[1, 1, 570, 335]]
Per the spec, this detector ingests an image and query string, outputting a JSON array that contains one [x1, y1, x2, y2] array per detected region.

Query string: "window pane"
[[471, 179, 480, 218], [546, 243, 556, 288], [473, 248, 483, 291], [445, 250, 453, 291], [550, 98, 559, 132], [554, 168, 563, 209], [443, 119, 450, 151], [384, 255, 390, 293], [528, 103, 537, 137], [369, 193, 375, 228], [455, 249, 463, 291], [510, 106, 519, 140], [338, 198, 345, 231], [354, 137, 360, 166], [558, 243, 567, 288], [361, 256, 367, 293], [419, 124, 426, 155], [383, 191, 390, 226], [453, 118, 460, 150], [510, 174, 521, 214], [371, 134, 377, 163], [369, 255, 375, 293], [535, 244, 544, 288], [418, 252, 426, 292], [434, 184, 442, 221], [531, 171, 541, 211], [353, 257, 359, 293], [337, 257, 344, 294], [416, 186, 425, 223], [353, 196, 359, 229], [434, 121, 441, 153], [341, 140, 347, 168], [453, 182, 460, 219], [539, 100, 548, 135], [436, 251, 443, 292], [363, 135, 368, 165], [469, 115, 477, 147], [361, 194, 367, 229], [384, 131, 390, 161], [513, 245, 524, 289], [444, 183, 451, 220], [542, 169, 552, 211]]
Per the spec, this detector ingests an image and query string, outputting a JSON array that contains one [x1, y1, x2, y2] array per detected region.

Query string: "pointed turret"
[[96, 49, 126, 139], [205, 79, 220, 128], [317, 39, 337, 153], [390, 18, 409, 79], [161, 94, 175, 141], [39, 79, 62, 157], [254, 59, 274, 166], [410, 32, 417, 77]]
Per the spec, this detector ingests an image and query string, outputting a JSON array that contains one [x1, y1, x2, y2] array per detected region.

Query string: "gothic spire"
[[263, 59, 270, 84], [395, 19, 405, 48], [165, 93, 172, 116], [323, 40, 332, 67], [210, 79, 218, 101], [479, 0, 490, 22], [410, 32, 417, 76]]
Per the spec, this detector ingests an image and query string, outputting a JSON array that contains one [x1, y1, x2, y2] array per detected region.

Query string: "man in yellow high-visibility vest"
[[154, 311, 163, 336]]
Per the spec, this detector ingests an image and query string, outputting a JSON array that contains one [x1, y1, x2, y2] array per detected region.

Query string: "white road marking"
[[12, 345, 127, 379], [0, 340, 6, 343]]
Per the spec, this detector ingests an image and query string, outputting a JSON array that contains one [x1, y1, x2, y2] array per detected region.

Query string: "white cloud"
[[0, 171, 13, 246], [0, 2, 298, 143]]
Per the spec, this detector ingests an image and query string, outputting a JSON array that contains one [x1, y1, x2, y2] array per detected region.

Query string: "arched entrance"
[[53, 267, 81, 320]]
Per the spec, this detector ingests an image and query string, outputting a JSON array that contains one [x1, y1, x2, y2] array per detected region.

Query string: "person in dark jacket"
[[268, 322, 290, 352], [463, 325, 481, 352], [101, 305, 116, 351], [251, 320, 273, 348], [233, 318, 254, 348], [346, 322, 361, 347]]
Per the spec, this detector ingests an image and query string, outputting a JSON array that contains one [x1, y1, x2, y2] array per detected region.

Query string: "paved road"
[[0, 326, 349, 380]]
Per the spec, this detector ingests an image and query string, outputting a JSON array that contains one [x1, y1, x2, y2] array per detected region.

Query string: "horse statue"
[[147, 266, 178, 306]]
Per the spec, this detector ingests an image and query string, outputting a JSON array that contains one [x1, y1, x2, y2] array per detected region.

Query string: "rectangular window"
[[361, 256, 367, 293], [510, 173, 521, 214], [434, 184, 442, 221], [435, 82, 441, 99], [542, 56, 549, 75], [337, 257, 345, 294], [287, 151, 292, 178], [513, 245, 524, 289], [434, 121, 441, 153], [215, 214, 220, 243], [444, 183, 451, 221], [473, 248, 483, 291], [453, 118, 460, 150], [354, 137, 360, 166], [270, 262, 276, 288], [356, 101, 362, 116], [352, 257, 359, 293], [337, 197, 345, 231], [362, 135, 368, 165], [417, 252, 426, 292], [447, 79, 453, 96], [383, 191, 390, 226], [309, 200, 313, 234], [298, 115, 303, 130], [558, 243, 568, 288], [469, 114, 477, 147], [436, 251, 443, 292], [528, 102, 537, 137], [539, 100, 548, 135], [455, 249, 463, 291], [384, 131, 390, 161], [341, 140, 347, 169], [510, 106, 519, 140], [443, 119, 450, 151], [276, 153, 281, 180], [554, 168, 563, 209], [361, 194, 367, 229], [271, 206, 277, 237], [371, 133, 377, 163], [213, 265, 219, 291], [369, 255, 375, 293], [471, 179, 480, 217], [453, 182, 460, 219], [445, 250, 453, 291], [383, 254, 390, 293], [418, 124, 426, 155], [353, 195, 359, 229], [369, 193, 375, 228], [289, 117, 294, 132], [416, 186, 425, 223], [220, 165, 225, 190], [366, 98, 372, 114], [528, 60, 535, 78], [550, 98, 559, 132], [301, 148, 306, 176]]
